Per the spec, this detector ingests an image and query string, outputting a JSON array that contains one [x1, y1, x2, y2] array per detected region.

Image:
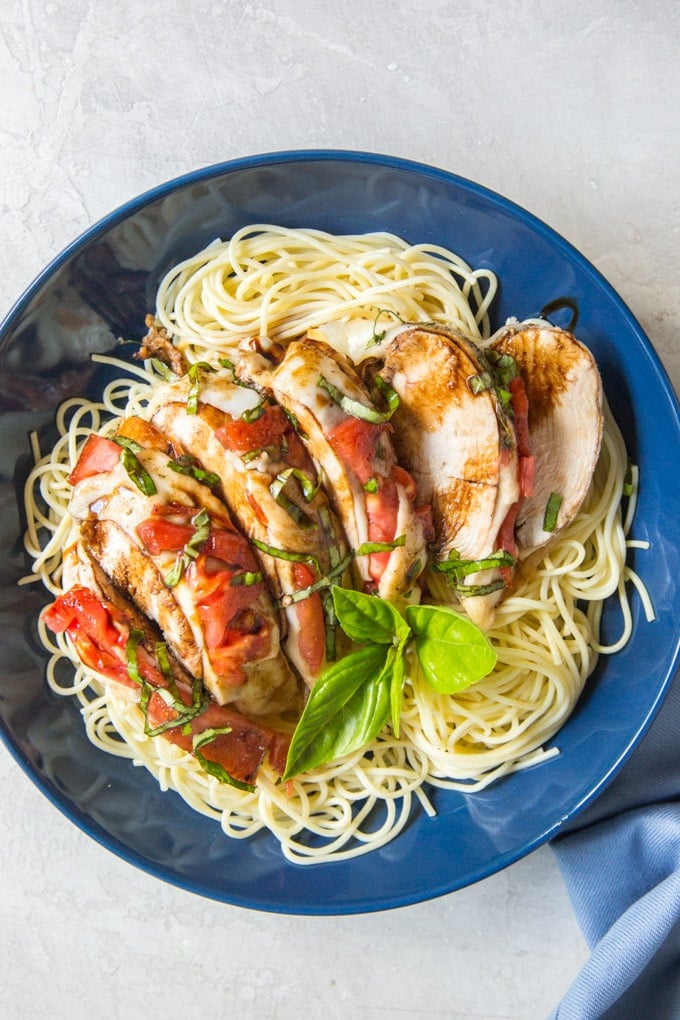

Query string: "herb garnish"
[[167, 456, 220, 489], [186, 361, 213, 415], [116, 443, 157, 496], [318, 374, 399, 424], [543, 492, 563, 533], [164, 508, 211, 587], [283, 586, 497, 778]]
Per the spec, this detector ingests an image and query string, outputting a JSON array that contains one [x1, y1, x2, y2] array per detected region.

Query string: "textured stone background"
[[1, 2, 678, 1017]]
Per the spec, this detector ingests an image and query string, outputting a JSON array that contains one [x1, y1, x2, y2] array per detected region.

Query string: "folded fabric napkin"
[[550, 670, 680, 1018]]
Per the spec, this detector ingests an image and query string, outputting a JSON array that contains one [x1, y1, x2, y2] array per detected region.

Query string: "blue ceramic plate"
[[1, 151, 679, 914]]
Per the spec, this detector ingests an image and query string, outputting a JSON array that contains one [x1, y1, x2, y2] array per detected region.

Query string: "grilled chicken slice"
[[377, 326, 520, 629], [45, 563, 291, 786], [237, 336, 430, 604], [146, 372, 351, 687], [490, 323, 603, 557], [65, 417, 301, 717]]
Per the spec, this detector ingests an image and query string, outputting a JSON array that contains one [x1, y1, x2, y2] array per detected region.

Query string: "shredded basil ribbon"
[[186, 361, 214, 415], [355, 536, 406, 555], [318, 374, 399, 424], [167, 457, 220, 488], [434, 549, 516, 597], [164, 508, 211, 588], [278, 552, 354, 608], [149, 358, 177, 381], [269, 467, 322, 529], [230, 570, 263, 587], [434, 549, 516, 579], [241, 401, 266, 423], [117, 445, 157, 496], [251, 537, 320, 570], [467, 350, 519, 416], [622, 462, 634, 498], [543, 492, 563, 533], [124, 629, 206, 737]]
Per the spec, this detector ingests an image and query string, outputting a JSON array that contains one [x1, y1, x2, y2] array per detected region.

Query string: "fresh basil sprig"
[[283, 586, 497, 778]]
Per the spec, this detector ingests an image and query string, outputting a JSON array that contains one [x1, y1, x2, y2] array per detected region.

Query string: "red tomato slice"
[[204, 529, 260, 573], [365, 482, 399, 582], [519, 453, 536, 499], [510, 375, 531, 458], [216, 405, 288, 453], [68, 435, 121, 485], [292, 562, 325, 676], [390, 464, 418, 502], [137, 518, 195, 554], [43, 585, 130, 685], [497, 503, 519, 585], [327, 416, 384, 485], [145, 696, 275, 785]]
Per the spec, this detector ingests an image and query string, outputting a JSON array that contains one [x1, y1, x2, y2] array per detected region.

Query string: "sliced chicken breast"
[[378, 326, 520, 628], [65, 417, 301, 717], [146, 372, 351, 687], [236, 337, 430, 604], [490, 324, 603, 557]]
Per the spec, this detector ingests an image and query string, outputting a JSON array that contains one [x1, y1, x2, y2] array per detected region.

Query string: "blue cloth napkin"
[[549, 671, 680, 1018]]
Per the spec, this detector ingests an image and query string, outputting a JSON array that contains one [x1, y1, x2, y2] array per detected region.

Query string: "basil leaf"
[[405, 604, 497, 694], [230, 571, 263, 587], [283, 644, 391, 778], [543, 491, 562, 532], [187, 361, 213, 415], [389, 630, 410, 738], [164, 508, 210, 588], [331, 585, 408, 646], [167, 457, 220, 489], [355, 535, 406, 556], [318, 374, 396, 424], [434, 548, 516, 579], [119, 446, 157, 496], [125, 628, 145, 685]]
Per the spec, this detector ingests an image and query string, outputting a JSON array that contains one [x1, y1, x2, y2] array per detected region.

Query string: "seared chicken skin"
[[377, 326, 521, 629], [62, 415, 301, 717], [236, 337, 431, 603], [490, 323, 603, 557], [146, 371, 351, 687]]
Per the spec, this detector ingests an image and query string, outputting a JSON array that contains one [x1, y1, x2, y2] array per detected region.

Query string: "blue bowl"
[[1, 150, 679, 914]]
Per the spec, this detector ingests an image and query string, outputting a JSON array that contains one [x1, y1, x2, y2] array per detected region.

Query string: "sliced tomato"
[[216, 405, 288, 454], [195, 575, 267, 650], [365, 481, 399, 582], [43, 585, 130, 685], [203, 528, 260, 573], [206, 626, 272, 680], [137, 517, 195, 554], [390, 464, 418, 503], [497, 502, 520, 585], [292, 561, 325, 676], [68, 435, 121, 485], [519, 453, 536, 499], [327, 416, 384, 485], [146, 696, 276, 785]]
